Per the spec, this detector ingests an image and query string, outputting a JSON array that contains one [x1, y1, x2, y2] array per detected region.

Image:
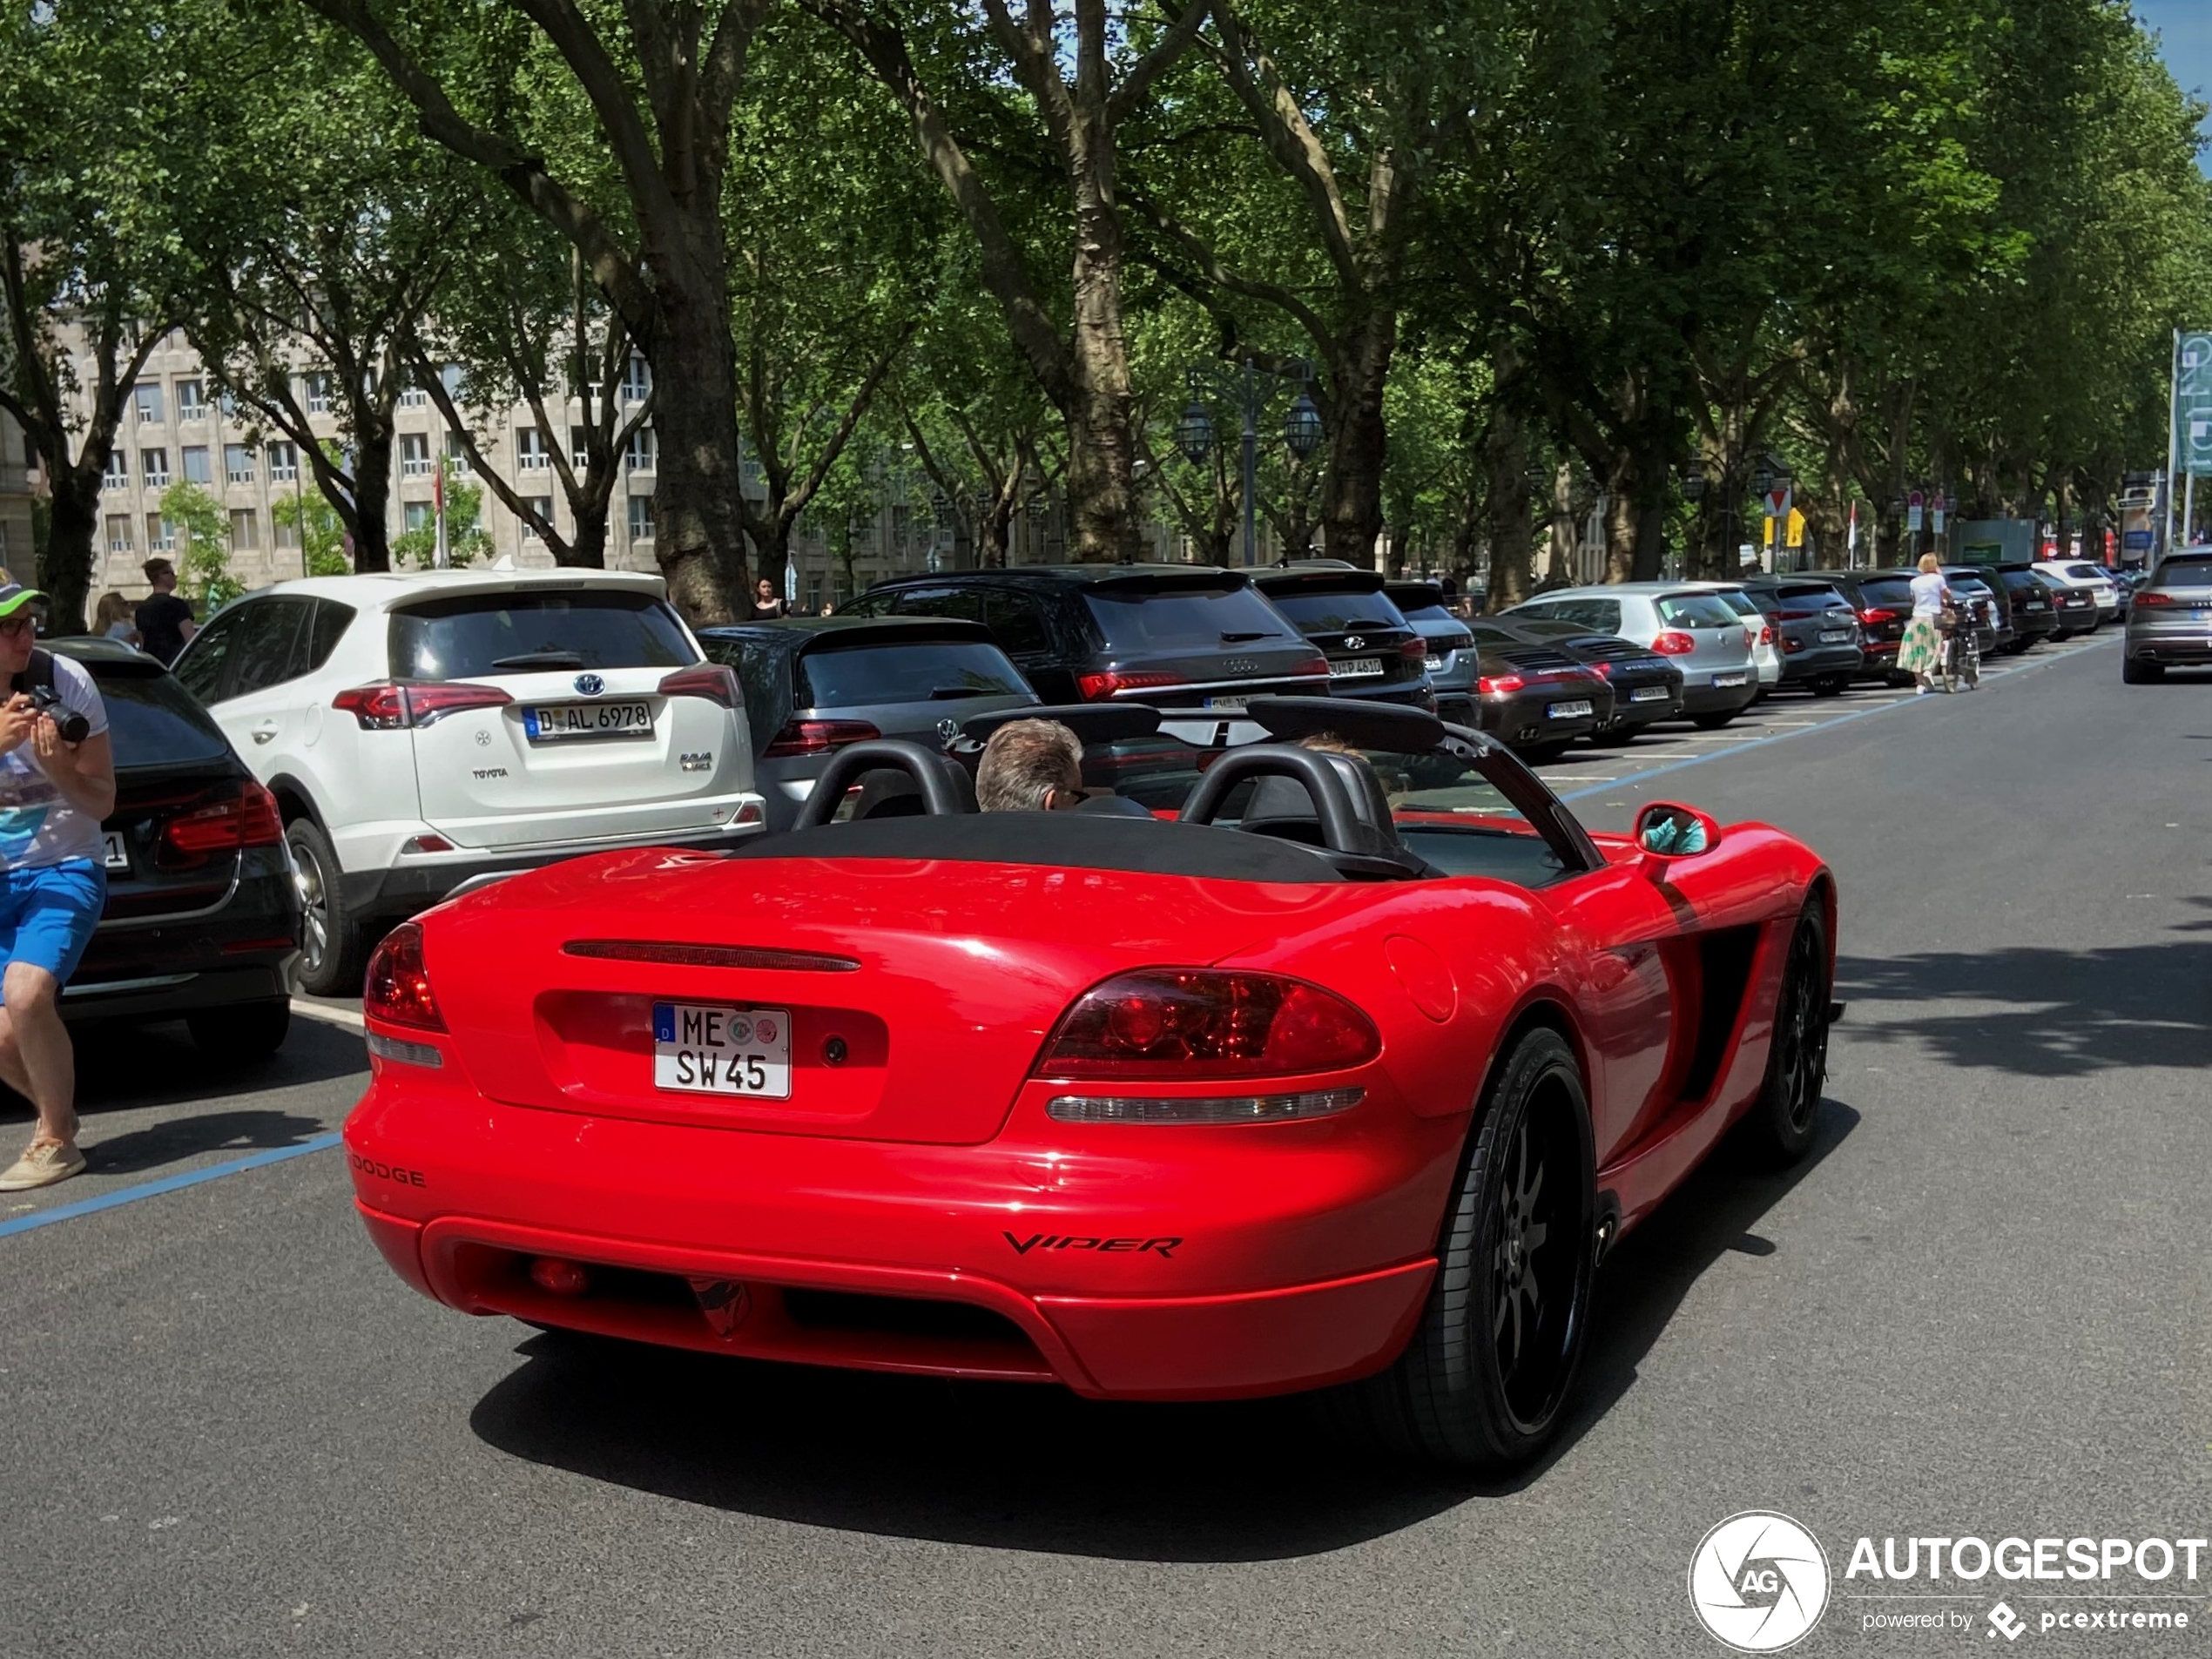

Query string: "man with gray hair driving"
[[975, 718, 1084, 812]]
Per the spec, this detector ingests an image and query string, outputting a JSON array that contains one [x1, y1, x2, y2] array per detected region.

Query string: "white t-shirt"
[[1909, 571, 1949, 618], [0, 654, 111, 869]]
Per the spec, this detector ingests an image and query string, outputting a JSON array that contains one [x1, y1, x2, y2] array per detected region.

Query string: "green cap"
[[0, 583, 44, 617]]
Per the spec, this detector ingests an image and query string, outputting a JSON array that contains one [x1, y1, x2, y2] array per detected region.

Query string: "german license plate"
[[523, 700, 654, 743], [1329, 657, 1384, 679], [1206, 694, 1250, 711], [1629, 685, 1669, 703], [652, 1001, 791, 1098], [102, 831, 129, 872], [1424, 656, 1445, 673], [1712, 671, 1749, 688], [1546, 699, 1594, 719], [1818, 628, 1853, 644]]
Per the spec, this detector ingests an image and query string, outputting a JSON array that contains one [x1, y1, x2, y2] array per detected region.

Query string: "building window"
[[225, 442, 254, 484], [229, 509, 258, 550], [516, 428, 549, 472], [622, 354, 651, 403], [624, 426, 656, 472], [400, 434, 432, 476], [399, 379, 427, 408], [176, 379, 206, 421], [302, 373, 332, 415], [440, 362, 465, 401], [523, 496, 553, 539], [105, 515, 134, 553], [570, 425, 591, 470], [146, 514, 176, 552], [443, 432, 468, 468], [627, 492, 654, 542], [267, 441, 297, 482], [181, 446, 211, 485], [133, 383, 164, 424], [273, 515, 300, 550], [141, 448, 169, 487], [219, 388, 239, 418], [403, 501, 432, 532], [102, 450, 127, 485]]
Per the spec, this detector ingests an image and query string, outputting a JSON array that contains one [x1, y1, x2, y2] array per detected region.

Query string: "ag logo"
[[1689, 1512, 1831, 1652]]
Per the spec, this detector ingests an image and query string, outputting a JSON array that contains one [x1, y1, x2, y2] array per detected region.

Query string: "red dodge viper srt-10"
[[347, 697, 1836, 1471]]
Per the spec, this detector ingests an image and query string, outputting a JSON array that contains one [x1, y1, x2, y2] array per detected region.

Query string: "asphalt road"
[[3, 634, 2207, 1659]]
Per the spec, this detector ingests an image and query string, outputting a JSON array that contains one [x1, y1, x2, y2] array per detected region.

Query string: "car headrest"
[[1238, 749, 1402, 858], [849, 769, 928, 819]]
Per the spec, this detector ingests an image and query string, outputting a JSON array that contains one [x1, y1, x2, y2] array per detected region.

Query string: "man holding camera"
[[0, 583, 114, 1190]]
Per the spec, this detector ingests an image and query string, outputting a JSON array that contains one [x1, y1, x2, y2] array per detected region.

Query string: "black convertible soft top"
[[727, 811, 1344, 883]]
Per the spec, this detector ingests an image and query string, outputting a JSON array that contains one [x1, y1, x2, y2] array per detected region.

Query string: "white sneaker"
[[0, 1140, 87, 1190]]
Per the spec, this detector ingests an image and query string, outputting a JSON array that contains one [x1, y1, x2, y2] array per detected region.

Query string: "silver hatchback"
[[1503, 583, 1760, 727], [2121, 547, 2212, 682]]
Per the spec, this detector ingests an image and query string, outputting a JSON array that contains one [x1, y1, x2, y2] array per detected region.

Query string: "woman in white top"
[[1897, 553, 1952, 693]]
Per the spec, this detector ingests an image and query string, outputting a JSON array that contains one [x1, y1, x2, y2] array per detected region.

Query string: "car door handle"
[[250, 720, 280, 744]]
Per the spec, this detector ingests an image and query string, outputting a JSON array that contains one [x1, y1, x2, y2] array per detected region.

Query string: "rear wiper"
[[927, 686, 1000, 699], [491, 650, 588, 670], [1218, 631, 1278, 643]]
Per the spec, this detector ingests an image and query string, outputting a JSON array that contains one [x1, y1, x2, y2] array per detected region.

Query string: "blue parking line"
[[0, 1133, 342, 1240], [1557, 639, 2104, 805]]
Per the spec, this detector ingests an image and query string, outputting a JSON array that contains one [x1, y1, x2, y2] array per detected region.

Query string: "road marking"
[[0, 1135, 344, 1241], [291, 998, 364, 1031]]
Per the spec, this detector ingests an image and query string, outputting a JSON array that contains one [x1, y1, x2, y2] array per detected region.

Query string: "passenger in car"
[[976, 718, 1084, 812]]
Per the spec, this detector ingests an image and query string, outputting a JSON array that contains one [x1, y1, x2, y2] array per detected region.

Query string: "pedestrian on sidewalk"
[[0, 583, 115, 1190], [94, 590, 139, 646], [1898, 554, 1952, 694], [133, 559, 197, 665], [752, 578, 786, 620]]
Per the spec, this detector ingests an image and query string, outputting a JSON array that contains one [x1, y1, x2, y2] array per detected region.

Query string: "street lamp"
[[1683, 461, 1707, 503], [1176, 356, 1318, 566]]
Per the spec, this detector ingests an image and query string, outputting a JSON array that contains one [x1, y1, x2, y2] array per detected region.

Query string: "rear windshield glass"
[[1709, 590, 1757, 617], [1081, 586, 1296, 652], [2063, 564, 2103, 580], [1393, 601, 1455, 624], [797, 640, 1030, 708], [1656, 594, 1743, 628], [1857, 577, 1916, 607], [1996, 570, 2042, 590], [388, 590, 696, 680], [88, 664, 232, 768], [1774, 583, 1846, 605], [1265, 591, 1410, 633], [2153, 556, 2212, 587]]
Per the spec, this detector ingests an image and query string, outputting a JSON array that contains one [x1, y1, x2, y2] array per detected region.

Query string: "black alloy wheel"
[[1744, 897, 1831, 1165], [287, 819, 366, 997], [1342, 1027, 1595, 1470], [2122, 656, 2163, 685], [1808, 673, 1847, 698]]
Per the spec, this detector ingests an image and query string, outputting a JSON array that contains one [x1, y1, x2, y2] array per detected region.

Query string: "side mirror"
[[1635, 801, 1720, 860]]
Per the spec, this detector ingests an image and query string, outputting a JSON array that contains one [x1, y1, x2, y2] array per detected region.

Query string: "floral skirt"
[[1897, 616, 1943, 676]]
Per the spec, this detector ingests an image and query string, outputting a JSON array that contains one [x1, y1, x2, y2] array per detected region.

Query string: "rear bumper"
[[345, 820, 768, 921], [1475, 690, 1607, 745], [345, 1069, 1460, 1401], [2127, 627, 2212, 664], [1776, 644, 1865, 681], [1681, 678, 1759, 715], [61, 960, 291, 1023]]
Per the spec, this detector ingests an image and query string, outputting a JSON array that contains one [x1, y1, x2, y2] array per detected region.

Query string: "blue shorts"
[[1, 860, 107, 988]]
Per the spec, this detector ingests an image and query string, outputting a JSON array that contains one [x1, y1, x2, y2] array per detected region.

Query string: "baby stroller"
[[1938, 599, 1981, 692]]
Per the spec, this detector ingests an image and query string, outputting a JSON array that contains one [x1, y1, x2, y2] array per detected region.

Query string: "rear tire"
[[287, 819, 366, 997], [1808, 674, 1847, 698], [1690, 710, 1737, 730], [2122, 656, 2162, 685], [1342, 1028, 1595, 1471], [186, 999, 292, 1061], [1520, 740, 1572, 765], [1586, 725, 1640, 748], [1743, 899, 1831, 1166]]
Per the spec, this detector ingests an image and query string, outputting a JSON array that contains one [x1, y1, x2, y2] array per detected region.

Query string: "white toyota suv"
[[170, 569, 766, 993]]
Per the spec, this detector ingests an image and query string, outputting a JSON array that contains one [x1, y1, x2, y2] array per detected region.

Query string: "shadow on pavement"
[[1837, 941, 2212, 1076], [468, 1099, 1858, 1561], [81, 1107, 332, 1177], [0, 1015, 365, 1124]]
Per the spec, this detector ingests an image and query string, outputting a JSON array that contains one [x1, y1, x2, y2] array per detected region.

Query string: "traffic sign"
[[2123, 529, 2155, 550], [1907, 489, 1924, 534]]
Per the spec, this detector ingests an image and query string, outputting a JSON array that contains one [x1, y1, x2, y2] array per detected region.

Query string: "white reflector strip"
[[1046, 1087, 1361, 1125], [366, 1029, 444, 1069]]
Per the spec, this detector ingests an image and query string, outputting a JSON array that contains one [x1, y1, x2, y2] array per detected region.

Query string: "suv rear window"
[[86, 662, 232, 768], [1081, 585, 1296, 651], [389, 590, 696, 680], [1995, 570, 2043, 590], [1772, 583, 1845, 605], [1856, 577, 1916, 608], [2062, 564, 2103, 581], [2152, 556, 2212, 587], [1656, 593, 1743, 628], [796, 640, 1030, 708], [1264, 590, 1410, 634]]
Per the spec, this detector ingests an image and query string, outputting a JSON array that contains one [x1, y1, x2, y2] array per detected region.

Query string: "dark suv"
[[837, 566, 1327, 713], [1736, 576, 1865, 695], [1977, 563, 2059, 651], [1249, 566, 1433, 709]]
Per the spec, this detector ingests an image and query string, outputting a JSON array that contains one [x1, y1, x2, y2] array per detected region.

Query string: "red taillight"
[[334, 682, 513, 730], [657, 662, 740, 708], [1289, 657, 1331, 678], [1036, 970, 1379, 1081], [1651, 631, 1696, 655], [1076, 670, 1184, 701], [2133, 590, 2175, 608], [1859, 607, 1898, 625], [760, 718, 880, 759], [1477, 673, 1527, 695], [1590, 660, 1613, 678], [1399, 637, 1426, 661], [363, 921, 444, 1032], [159, 780, 285, 860], [1757, 625, 1772, 646]]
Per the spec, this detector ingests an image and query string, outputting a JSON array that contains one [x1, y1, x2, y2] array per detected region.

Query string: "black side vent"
[[1682, 926, 1762, 1103]]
